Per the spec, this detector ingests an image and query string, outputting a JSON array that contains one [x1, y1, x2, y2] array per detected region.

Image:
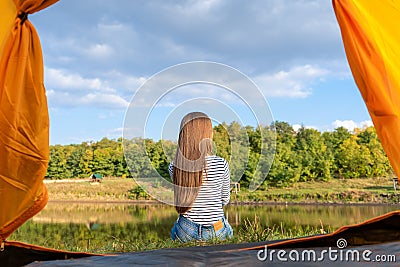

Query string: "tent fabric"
[[332, 0, 400, 179], [0, 0, 59, 242], [0, 0, 16, 55], [0, 241, 98, 267], [28, 243, 400, 266], [2, 210, 399, 266]]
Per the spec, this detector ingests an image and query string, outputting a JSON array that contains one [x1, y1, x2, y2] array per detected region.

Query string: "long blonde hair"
[[173, 112, 213, 213]]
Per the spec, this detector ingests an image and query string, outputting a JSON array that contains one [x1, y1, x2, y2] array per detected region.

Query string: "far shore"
[[44, 176, 400, 205], [46, 199, 400, 206]]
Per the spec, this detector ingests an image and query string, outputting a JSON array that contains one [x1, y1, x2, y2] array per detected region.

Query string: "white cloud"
[[332, 120, 373, 131], [167, 83, 236, 103], [45, 68, 115, 93], [32, 0, 368, 145], [172, 0, 222, 15], [44, 68, 149, 109], [85, 43, 114, 58], [46, 90, 74, 106], [254, 65, 329, 98], [102, 70, 147, 93], [97, 22, 129, 32], [292, 124, 302, 132], [47, 90, 129, 109], [81, 93, 129, 108], [46, 68, 147, 95], [106, 127, 124, 139], [35, 0, 347, 75], [115, 63, 332, 109]]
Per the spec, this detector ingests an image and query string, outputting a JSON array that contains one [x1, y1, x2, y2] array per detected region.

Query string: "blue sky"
[[30, 0, 372, 145]]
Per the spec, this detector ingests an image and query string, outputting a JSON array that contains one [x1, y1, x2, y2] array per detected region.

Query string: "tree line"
[[46, 121, 393, 187]]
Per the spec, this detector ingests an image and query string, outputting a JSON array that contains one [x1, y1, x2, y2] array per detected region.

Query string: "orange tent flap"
[[0, 0, 16, 55], [332, 0, 400, 177], [0, 0, 59, 241]]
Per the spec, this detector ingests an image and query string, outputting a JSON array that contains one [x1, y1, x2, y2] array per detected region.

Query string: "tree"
[[357, 127, 392, 177], [337, 136, 373, 178], [295, 127, 333, 181], [213, 122, 231, 160], [145, 140, 170, 179], [272, 121, 296, 146], [46, 145, 71, 179], [124, 138, 155, 178], [45, 121, 393, 185], [322, 127, 352, 178], [267, 141, 300, 187], [66, 145, 85, 178]]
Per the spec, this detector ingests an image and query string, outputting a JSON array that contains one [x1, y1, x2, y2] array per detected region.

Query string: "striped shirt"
[[169, 155, 231, 225]]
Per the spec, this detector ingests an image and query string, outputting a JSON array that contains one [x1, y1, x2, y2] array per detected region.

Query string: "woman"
[[169, 112, 233, 242]]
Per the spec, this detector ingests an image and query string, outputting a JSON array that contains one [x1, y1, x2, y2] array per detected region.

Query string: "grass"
[[45, 178, 151, 201], [66, 215, 326, 254], [45, 176, 400, 204], [230, 177, 400, 204], [28, 177, 399, 254]]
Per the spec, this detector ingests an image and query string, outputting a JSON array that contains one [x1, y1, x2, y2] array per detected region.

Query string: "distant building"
[[90, 173, 103, 183]]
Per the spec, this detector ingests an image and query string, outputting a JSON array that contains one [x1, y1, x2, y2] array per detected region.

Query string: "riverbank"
[[44, 177, 400, 204], [12, 201, 399, 254], [13, 179, 400, 254]]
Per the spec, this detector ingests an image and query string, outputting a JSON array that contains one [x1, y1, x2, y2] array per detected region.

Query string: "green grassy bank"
[[45, 177, 400, 204], [10, 213, 324, 253]]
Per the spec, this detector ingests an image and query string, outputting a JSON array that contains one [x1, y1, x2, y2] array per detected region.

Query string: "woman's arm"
[[168, 162, 173, 179], [221, 160, 231, 206]]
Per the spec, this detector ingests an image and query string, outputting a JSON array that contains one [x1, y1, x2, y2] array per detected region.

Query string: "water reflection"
[[32, 202, 400, 228], [227, 204, 400, 229], [9, 202, 400, 252]]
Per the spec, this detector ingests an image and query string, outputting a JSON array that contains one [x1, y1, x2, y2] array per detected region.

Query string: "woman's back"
[[169, 111, 233, 242], [169, 155, 230, 225]]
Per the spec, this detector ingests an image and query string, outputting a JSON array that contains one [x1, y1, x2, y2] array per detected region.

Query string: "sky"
[[30, 0, 373, 145]]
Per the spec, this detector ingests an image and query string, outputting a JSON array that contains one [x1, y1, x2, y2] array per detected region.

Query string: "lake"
[[9, 202, 400, 252]]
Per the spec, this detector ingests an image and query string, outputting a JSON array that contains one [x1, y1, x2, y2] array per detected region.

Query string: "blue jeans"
[[171, 215, 233, 242]]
